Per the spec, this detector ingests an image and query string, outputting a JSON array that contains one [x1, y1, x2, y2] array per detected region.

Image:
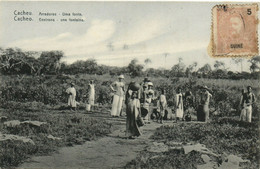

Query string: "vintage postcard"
[[0, 1, 259, 169]]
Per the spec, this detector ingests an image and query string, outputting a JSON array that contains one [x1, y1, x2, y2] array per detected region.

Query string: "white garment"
[[133, 99, 140, 118], [88, 84, 95, 105], [66, 87, 76, 107], [240, 108, 246, 121], [112, 81, 125, 97], [176, 93, 184, 118], [245, 105, 252, 122], [159, 94, 167, 116], [111, 94, 124, 116]]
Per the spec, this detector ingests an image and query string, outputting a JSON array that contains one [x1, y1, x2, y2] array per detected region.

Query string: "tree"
[[185, 62, 198, 77], [127, 59, 144, 77], [37, 51, 64, 74], [248, 56, 260, 73], [198, 63, 212, 78], [171, 63, 185, 77], [84, 59, 98, 74], [198, 63, 212, 74], [144, 58, 152, 70], [214, 61, 225, 70], [0, 48, 40, 75], [232, 58, 244, 72]]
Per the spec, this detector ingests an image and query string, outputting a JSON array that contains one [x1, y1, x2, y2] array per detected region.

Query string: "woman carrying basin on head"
[[125, 82, 142, 139]]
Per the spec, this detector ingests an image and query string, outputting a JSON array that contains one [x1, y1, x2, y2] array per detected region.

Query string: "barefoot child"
[[158, 89, 167, 124]]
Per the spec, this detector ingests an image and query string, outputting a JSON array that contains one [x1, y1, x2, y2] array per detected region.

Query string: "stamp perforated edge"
[[209, 3, 259, 58]]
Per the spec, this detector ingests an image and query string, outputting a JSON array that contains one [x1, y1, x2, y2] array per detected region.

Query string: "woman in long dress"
[[66, 82, 77, 111], [86, 80, 95, 112], [110, 75, 125, 117], [125, 82, 141, 139], [175, 88, 184, 122]]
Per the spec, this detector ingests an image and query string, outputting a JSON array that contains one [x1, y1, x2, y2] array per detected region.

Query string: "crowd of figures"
[[65, 75, 256, 139]]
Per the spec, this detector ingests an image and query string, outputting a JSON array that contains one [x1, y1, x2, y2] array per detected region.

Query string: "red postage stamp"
[[212, 4, 259, 57]]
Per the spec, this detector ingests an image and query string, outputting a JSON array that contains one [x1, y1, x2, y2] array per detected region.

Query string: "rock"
[[4, 120, 47, 128], [47, 135, 62, 140], [21, 120, 47, 127], [0, 132, 35, 145], [201, 154, 211, 163], [219, 155, 250, 169], [183, 143, 219, 158], [4, 120, 20, 127], [183, 143, 207, 154], [150, 155, 165, 160]]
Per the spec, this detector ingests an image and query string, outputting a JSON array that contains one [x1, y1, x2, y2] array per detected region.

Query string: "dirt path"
[[20, 112, 163, 169]]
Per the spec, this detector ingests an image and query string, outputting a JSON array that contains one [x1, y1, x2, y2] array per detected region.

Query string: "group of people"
[[109, 75, 216, 139], [65, 75, 256, 139], [66, 80, 95, 111]]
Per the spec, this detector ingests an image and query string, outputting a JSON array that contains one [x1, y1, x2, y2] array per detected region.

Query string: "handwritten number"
[[247, 9, 252, 15]]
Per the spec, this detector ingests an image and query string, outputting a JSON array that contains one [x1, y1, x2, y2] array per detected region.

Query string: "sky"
[[0, 1, 259, 72]]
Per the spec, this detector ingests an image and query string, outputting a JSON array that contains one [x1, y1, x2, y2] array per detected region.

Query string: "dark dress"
[[125, 90, 141, 137]]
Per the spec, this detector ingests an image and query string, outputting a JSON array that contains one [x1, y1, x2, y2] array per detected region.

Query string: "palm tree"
[[232, 58, 243, 72], [144, 58, 152, 70]]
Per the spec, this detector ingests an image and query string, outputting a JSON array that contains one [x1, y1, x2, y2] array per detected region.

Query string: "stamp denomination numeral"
[[247, 9, 252, 15]]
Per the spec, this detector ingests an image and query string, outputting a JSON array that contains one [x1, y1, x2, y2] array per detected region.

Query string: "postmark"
[[212, 4, 259, 57]]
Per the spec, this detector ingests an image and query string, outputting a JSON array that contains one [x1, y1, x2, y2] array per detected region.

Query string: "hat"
[[144, 77, 149, 82], [118, 75, 124, 79], [147, 82, 153, 86]]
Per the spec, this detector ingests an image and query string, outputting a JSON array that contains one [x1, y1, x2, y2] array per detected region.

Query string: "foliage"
[[248, 56, 260, 73], [127, 59, 144, 77], [0, 47, 259, 80]]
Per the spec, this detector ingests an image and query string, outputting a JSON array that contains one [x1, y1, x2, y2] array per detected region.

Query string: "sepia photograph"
[[0, 1, 259, 168]]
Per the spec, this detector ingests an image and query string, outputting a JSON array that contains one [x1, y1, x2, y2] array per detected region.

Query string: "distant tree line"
[[0, 47, 259, 80]]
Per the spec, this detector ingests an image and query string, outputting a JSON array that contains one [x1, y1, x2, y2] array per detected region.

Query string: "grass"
[[0, 108, 112, 167]]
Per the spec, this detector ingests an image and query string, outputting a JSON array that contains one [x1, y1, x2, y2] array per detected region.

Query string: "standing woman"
[[199, 86, 212, 122], [110, 75, 125, 117], [66, 82, 77, 111], [86, 80, 95, 112], [125, 82, 141, 139], [175, 87, 184, 122]]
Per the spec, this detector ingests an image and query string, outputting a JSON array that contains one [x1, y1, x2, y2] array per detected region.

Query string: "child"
[[158, 89, 167, 124]]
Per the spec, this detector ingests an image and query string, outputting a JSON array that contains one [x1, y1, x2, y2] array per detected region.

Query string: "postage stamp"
[[212, 4, 259, 57]]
